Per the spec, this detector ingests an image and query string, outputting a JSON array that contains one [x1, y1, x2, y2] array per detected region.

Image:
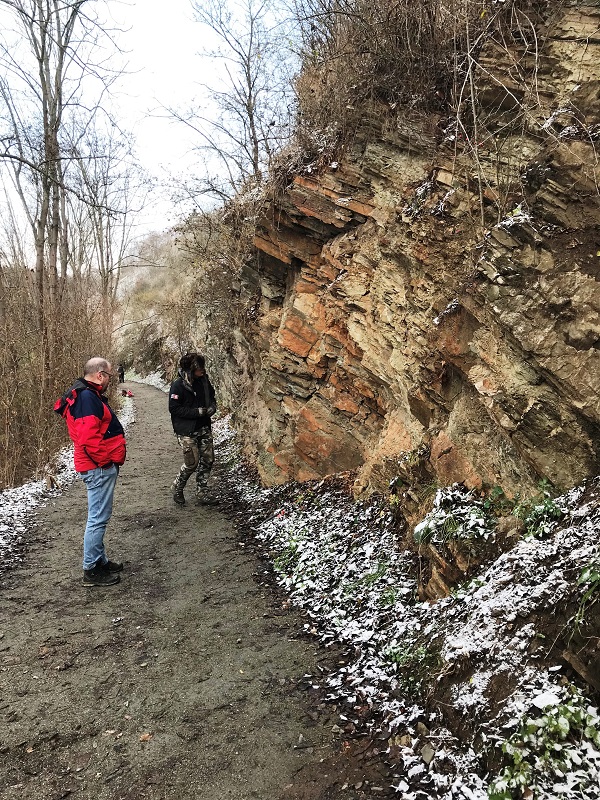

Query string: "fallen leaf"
[[139, 732, 153, 742]]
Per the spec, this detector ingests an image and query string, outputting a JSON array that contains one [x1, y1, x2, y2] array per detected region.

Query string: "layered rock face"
[[230, 3, 600, 502]]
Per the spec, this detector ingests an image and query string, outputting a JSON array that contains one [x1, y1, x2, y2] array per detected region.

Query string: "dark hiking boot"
[[100, 559, 123, 573], [172, 481, 185, 506], [195, 488, 220, 506], [82, 565, 120, 587]]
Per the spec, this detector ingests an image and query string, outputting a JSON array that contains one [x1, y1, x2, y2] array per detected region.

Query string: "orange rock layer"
[[223, 4, 600, 506]]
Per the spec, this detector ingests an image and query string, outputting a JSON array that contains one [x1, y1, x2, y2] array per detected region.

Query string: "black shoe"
[[100, 559, 123, 573], [172, 482, 185, 505], [82, 565, 120, 587], [195, 489, 220, 506]]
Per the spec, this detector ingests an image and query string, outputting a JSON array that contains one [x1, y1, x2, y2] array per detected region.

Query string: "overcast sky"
[[0, 0, 293, 241], [111, 0, 211, 234]]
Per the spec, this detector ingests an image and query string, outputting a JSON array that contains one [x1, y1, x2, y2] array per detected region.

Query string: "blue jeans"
[[80, 464, 119, 570]]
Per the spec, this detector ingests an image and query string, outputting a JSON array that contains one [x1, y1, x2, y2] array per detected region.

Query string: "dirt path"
[[0, 383, 369, 800]]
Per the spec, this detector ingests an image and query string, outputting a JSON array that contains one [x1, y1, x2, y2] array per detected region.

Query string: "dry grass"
[[0, 268, 110, 488], [292, 0, 477, 139], [289, 0, 578, 225]]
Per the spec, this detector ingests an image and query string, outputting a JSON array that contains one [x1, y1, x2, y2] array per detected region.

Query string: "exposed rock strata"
[[227, 3, 600, 504]]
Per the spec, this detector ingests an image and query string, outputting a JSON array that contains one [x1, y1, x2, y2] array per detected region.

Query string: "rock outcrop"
[[226, 2, 600, 504]]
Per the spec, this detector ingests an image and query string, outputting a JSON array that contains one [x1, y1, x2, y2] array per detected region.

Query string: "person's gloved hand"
[[197, 407, 207, 416], [207, 405, 216, 417]]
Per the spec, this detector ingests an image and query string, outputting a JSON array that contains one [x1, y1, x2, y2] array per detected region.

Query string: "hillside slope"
[[218, 2, 599, 508]]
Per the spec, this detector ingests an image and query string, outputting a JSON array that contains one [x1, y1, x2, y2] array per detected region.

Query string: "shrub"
[[572, 560, 600, 634], [413, 484, 495, 547], [383, 637, 442, 697], [488, 685, 600, 799], [514, 480, 565, 538]]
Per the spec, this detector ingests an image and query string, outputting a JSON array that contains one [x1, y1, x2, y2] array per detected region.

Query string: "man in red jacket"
[[55, 357, 127, 587]]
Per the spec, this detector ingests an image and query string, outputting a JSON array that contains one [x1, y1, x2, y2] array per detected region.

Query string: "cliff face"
[[229, 3, 600, 502]]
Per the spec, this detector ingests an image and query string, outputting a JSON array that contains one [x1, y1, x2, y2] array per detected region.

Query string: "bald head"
[[84, 357, 111, 379]]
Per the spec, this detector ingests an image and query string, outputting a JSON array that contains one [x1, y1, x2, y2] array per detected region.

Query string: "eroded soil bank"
[[0, 383, 389, 800]]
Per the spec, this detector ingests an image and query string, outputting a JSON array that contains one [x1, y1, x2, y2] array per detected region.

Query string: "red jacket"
[[54, 378, 126, 472]]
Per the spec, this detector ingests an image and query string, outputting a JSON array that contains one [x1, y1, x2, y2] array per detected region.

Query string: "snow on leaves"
[[226, 453, 600, 799], [412, 484, 495, 545]]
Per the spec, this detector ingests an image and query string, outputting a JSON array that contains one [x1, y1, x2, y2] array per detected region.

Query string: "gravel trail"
[[0, 382, 360, 800]]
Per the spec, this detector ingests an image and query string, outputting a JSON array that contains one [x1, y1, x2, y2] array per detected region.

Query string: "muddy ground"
[[0, 382, 394, 800]]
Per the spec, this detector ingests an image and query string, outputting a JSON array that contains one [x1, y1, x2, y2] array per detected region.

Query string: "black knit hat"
[[179, 352, 205, 372]]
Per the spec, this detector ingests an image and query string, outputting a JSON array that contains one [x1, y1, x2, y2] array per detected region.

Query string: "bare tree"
[[0, 0, 116, 378], [0, 0, 149, 484], [69, 125, 152, 340], [173, 0, 297, 202]]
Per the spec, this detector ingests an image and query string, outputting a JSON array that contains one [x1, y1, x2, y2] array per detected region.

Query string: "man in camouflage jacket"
[[168, 353, 218, 506]]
